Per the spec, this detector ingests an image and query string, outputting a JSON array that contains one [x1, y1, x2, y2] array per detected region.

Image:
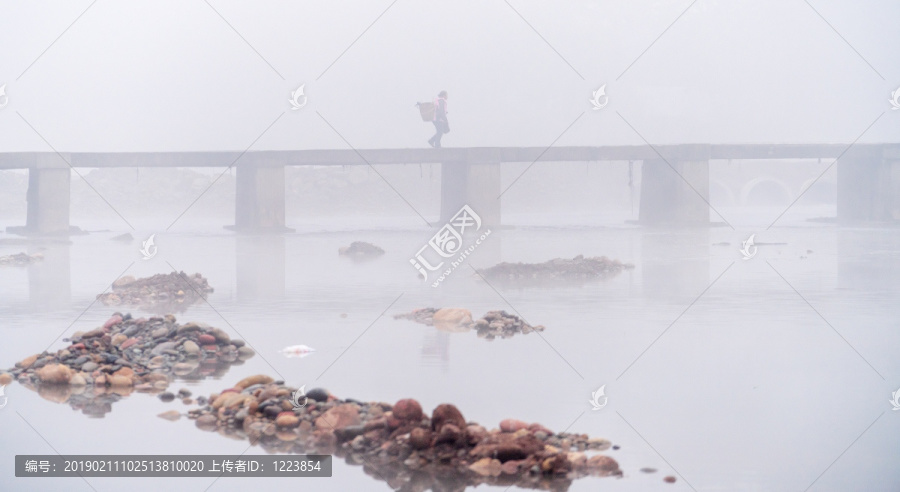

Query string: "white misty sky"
[[0, 0, 897, 151]]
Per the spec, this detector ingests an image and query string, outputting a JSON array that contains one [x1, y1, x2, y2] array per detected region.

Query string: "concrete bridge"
[[2, 143, 899, 233]]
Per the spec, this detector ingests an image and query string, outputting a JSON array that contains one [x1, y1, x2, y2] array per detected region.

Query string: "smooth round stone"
[[263, 406, 283, 419], [230, 339, 245, 348], [159, 392, 175, 402], [197, 334, 216, 345], [237, 347, 255, 360], [81, 362, 98, 372], [73, 356, 89, 366], [195, 414, 217, 431], [306, 388, 329, 402]]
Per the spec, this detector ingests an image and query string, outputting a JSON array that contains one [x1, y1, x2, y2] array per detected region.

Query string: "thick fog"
[[1, 0, 898, 152], [2, 2, 900, 492]]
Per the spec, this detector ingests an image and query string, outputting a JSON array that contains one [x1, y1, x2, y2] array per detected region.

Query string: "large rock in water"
[[35, 364, 72, 384], [392, 399, 424, 421], [431, 403, 466, 433], [315, 404, 360, 431], [432, 308, 473, 331], [338, 241, 385, 257]]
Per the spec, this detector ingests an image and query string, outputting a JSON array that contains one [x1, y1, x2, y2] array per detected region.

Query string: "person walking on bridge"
[[428, 90, 449, 148]]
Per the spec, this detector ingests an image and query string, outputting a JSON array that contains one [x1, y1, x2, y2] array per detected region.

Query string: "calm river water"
[[1, 207, 899, 491]]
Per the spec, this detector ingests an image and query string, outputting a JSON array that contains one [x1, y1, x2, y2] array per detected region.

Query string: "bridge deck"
[[0, 144, 896, 169]]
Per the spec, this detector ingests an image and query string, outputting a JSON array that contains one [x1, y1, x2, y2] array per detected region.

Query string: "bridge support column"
[[24, 156, 71, 234], [639, 153, 710, 224], [440, 161, 501, 228], [838, 146, 899, 223], [233, 163, 289, 231]]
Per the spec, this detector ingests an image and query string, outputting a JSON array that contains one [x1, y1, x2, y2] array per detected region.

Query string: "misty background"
[[3, 0, 895, 225], [0, 0, 897, 153]]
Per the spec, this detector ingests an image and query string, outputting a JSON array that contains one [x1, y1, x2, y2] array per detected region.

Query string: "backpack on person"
[[416, 102, 435, 121]]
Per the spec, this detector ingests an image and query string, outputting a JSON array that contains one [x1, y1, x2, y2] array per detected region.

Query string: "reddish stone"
[[197, 334, 216, 345], [103, 315, 123, 331], [431, 404, 466, 433], [202, 345, 218, 351], [527, 423, 553, 434], [433, 423, 464, 445], [392, 399, 424, 421], [314, 404, 360, 431], [664, 476, 676, 483], [70, 343, 85, 351], [470, 433, 544, 463], [120, 338, 138, 350], [363, 418, 387, 432], [540, 454, 571, 475], [500, 418, 529, 433], [409, 427, 433, 450], [500, 459, 524, 475], [81, 329, 104, 339]]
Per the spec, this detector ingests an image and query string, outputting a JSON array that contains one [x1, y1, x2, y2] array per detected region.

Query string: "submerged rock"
[[96, 272, 214, 313], [395, 308, 544, 340], [477, 255, 634, 284], [338, 241, 385, 258], [0, 252, 43, 267]]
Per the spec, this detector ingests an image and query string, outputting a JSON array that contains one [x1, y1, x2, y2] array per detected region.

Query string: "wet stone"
[[306, 388, 329, 402]]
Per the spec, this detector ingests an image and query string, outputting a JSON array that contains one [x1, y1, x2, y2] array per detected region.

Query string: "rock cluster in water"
[[2, 313, 254, 417], [338, 241, 385, 258], [96, 272, 214, 312], [394, 308, 545, 339], [186, 379, 621, 490], [477, 255, 634, 283], [0, 252, 43, 266]]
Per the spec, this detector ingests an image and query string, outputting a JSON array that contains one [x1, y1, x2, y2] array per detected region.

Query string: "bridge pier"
[[838, 147, 900, 223], [440, 161, 501, 228], [639, 151, 710, 224], [23, 156, 71, 234], [232, 163, 289, 231]]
